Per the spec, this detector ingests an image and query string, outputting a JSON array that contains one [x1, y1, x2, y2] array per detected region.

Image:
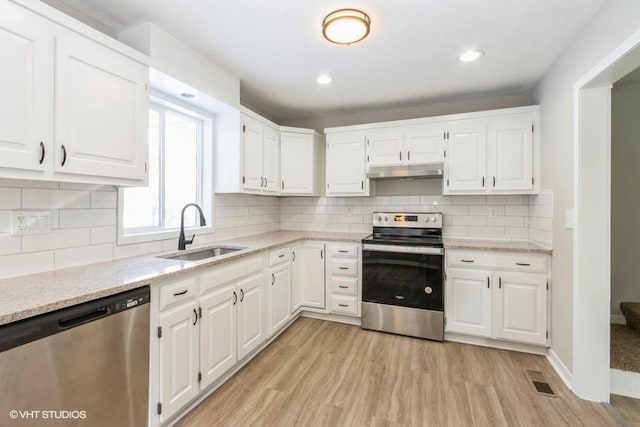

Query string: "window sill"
[[117, 225, 214, 246]]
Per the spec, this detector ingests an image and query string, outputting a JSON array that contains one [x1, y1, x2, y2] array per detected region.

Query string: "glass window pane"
[[164, 110, 199, 229], [123, 109, 161, 229]]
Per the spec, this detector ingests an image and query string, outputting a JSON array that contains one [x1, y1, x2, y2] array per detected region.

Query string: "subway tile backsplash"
[[0, 178, 553, 279]]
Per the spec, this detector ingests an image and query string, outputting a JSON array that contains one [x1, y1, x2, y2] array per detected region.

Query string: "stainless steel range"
[[361, 212, 444, 341]]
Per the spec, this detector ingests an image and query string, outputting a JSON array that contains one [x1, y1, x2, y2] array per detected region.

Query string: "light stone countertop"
[[443, 238, 553, 254], [0, 231, 368, 326]]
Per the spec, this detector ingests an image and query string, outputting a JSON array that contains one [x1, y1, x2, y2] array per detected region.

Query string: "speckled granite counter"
[[444, 238, 552, 254], [0, 231, 368, 326]]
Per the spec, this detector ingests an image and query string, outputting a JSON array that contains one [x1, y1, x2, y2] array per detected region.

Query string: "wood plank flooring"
[[178, 318, 624, 427]]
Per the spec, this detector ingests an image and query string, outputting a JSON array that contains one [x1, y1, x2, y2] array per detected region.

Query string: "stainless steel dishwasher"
[[0, 286, 150, 427]]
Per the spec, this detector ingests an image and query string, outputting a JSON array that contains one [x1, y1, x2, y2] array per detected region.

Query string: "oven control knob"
[[377, 216, 382, 222], [384, 216, 388, 222], [424, 216, 430, 222], [432, 217, 437, 223], [425, 286, 433, 295]]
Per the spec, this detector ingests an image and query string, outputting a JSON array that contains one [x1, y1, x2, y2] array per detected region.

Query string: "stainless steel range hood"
[[366, 163, 444, 180]]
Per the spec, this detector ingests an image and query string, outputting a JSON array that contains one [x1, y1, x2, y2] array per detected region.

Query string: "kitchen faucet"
[[178, 203, 206, 250]]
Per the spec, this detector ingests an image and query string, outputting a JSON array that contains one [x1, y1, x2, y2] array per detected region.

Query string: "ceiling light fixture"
[[322, 9, 371, 45], [458, 50, 485, 63], [317, 75, 333, 85]]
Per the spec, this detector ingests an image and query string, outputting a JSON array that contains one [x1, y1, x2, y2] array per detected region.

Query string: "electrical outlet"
[[12, 211, 52, 235]]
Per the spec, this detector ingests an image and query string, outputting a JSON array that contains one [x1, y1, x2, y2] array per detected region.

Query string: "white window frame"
[[117, 91, 214, 246]]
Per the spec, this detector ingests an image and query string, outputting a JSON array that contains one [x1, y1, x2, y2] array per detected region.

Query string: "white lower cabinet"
[[157, 256, 266, 423], [326, 243, 360, 316], [269, 249, 292, 335], [291, 242, 325, 313], [445, 249, 550, 347], [158, 278, 200, 423]]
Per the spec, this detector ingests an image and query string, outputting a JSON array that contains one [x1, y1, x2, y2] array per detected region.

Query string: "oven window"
[[362, 250, 443, 311]]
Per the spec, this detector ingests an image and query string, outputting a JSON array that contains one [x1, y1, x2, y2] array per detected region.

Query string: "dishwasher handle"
[[58, 306, 111, 330]]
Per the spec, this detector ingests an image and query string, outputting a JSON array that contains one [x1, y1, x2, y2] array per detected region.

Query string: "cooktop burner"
[[363, 212, 443, 247]]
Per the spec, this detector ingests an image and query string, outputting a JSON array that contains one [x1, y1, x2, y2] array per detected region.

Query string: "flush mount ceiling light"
[[317, 75, 333, 85], [458, 49, 485, 62], [322, 9, 371, 45]]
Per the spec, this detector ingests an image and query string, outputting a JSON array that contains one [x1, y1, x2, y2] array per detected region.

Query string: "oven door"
[[362, 244, 444, 311]]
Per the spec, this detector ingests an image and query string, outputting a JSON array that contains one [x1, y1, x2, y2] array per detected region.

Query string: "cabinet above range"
[[324, 105, 540, 196]]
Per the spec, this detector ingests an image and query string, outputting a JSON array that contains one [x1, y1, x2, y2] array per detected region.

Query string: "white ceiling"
[[52, 0, 607, 122]]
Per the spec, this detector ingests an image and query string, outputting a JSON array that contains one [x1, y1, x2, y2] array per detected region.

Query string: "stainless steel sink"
[[159, 246, 245, 261]]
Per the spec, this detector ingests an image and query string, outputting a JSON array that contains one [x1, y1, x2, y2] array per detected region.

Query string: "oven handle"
[[362, 244, 444, 255]]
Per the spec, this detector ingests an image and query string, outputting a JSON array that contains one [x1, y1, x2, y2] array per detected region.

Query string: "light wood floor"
[[178, 318, 627, 427]]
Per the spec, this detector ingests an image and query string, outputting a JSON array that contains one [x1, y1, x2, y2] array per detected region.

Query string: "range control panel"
[[372, 212, 443, 229]]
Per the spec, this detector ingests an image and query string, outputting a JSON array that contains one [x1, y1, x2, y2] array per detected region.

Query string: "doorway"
[[574, 29, 640, 402]]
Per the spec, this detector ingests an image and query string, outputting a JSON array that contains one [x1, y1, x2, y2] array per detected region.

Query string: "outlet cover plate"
[[12, 210, 52, 235]]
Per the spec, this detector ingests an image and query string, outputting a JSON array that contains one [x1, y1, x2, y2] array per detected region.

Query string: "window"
[[119, 96, 213, 244]]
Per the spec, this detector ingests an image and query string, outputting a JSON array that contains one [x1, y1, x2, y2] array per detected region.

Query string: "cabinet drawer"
[[330, 244, 358, 258], [330, 259, 358, 277], [447, 250, 548, 273], [160, 277, 197, 311], [330, 295, 358, 315], [330, 277, 358, 296], [269, 247, 291, 266]]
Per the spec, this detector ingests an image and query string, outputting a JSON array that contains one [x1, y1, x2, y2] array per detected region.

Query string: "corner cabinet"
[[325, 131, 371, 196], [445, 249, 550, 347], [280, 128, 324, 196], [0, 0, 149, 186], [444, 109, 539, 195]]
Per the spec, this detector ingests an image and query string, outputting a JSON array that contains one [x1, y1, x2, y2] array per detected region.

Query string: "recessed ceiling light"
[[317, 75, 333, 85], [180, 92, 195, 98], [458, 50, 485, 63], [322, 9, 371, 45]]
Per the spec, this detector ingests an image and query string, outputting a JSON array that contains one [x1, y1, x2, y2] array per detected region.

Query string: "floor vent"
[[527, 370, 557, 398]]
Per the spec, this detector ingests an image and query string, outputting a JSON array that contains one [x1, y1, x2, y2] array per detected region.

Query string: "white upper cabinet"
[[404, 124, 445, 165], [280, 128, 323, 196], [0, 1, 149, 186], [0, 3, 52, 175], [445, 119, 487, 192], [366, 125, 445, 168], [326, 131, 370, 196], [241, 112, 279, 194], [487, 114, 535, 192], [54, 30, 148, 181], [367, 129, 404, 166], [262, 126, 279, 193]]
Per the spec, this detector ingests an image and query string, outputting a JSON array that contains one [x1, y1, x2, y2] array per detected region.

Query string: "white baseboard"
[[444, 332, 547, 355], [610, 314, 627, 325], [546, 348, 574, 390], [611, 368, 640, 398]]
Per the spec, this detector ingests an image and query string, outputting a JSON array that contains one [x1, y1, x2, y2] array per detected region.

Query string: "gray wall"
[[611, 81, 640, 317], [532, 0, 640, 373]]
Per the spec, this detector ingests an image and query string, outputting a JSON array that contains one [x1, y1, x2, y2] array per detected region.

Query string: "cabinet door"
[[326, 132, 367, 195], [237, 271, 265, 360], [487, 114, 534, 192], [493, 272, 547, 345], [242, 115, 263, 191], [262, 126, 280, 193], [291, 243, 304, 313], [404, 124, 445, 165], [0, 3, 52, 173], [301, 243, 326, 309], [159, 301, 199, 423], [54, 31, 148, 181], [445, 120, 486, 192], [445, 268, 492, 337], [281, 133, 313, 194], [270, 263, 291, 334], [367, 128, 403, 167], [199, 284, 237, 390]]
